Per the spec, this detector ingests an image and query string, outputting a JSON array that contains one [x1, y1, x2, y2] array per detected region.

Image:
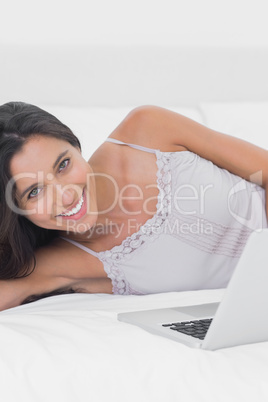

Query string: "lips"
[[56, 189, 87, 220]]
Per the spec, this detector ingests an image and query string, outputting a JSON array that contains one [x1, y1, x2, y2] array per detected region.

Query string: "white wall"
[[1, 0, 268, 47]]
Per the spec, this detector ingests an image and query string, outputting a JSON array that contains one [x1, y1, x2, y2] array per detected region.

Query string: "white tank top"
[[61, 138, 267, 295]]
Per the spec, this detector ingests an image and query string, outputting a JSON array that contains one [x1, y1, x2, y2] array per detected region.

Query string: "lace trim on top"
[[98, 150, 175, 295]]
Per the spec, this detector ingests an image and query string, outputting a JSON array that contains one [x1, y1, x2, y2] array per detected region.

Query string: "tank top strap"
[[60, 237, 99, 258], [105, 137, 158, 154]]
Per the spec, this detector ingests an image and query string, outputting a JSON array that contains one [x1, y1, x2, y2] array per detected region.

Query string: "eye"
[[58, 158, 70, 172], [28, 187, 42, 199]]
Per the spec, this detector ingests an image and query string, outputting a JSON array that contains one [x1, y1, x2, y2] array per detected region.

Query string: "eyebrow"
[[52, 150, 69, 169], [20, 150, 69, 200]]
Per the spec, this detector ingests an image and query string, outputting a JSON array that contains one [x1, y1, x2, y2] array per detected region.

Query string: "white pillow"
[[199, 102, 268, 150]]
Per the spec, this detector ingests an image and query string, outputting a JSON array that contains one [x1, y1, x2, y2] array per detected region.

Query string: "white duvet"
[[1, 289, 268, 402]]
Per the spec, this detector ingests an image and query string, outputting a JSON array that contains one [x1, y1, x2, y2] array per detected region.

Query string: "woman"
[[0, 101, 267, 310]]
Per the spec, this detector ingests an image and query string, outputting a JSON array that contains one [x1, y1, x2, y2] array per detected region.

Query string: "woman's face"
[[9, 135, 98, 233]]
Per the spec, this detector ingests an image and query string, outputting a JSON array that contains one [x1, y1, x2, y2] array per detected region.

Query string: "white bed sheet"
[[1, 289, 268, 402]]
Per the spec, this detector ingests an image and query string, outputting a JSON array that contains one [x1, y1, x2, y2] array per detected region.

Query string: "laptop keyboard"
[[162, 318, 213, 340]]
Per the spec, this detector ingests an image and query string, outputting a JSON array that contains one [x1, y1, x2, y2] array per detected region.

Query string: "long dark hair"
[[0, 101, 81, 279]]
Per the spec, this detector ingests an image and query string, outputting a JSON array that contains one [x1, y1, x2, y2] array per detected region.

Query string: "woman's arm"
[[0, 273, 68, 311], [123, 105, 268, 186], [0, 244, 77, 311], [0, 279, 26, 311], [118, 105, 268, 217], [0, 240, 111, 311]]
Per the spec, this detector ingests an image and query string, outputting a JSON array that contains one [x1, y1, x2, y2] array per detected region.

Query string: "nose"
[[55, 185, 77, 209]]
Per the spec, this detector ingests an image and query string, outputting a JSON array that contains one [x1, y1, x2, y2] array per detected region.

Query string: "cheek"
[[26, 206, 61, 230], [25, 206, 51, 224], [70, 162, 92, 182], [23, 191, 54, 221]]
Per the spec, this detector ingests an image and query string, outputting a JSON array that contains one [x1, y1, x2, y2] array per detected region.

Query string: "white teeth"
[[58, 193, 84, 217]]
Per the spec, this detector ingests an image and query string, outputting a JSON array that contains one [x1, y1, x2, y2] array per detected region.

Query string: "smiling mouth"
[[57, 191, 84, 217]]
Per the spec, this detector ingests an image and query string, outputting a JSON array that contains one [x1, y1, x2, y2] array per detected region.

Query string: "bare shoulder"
[[109, 105, 189, 152], [34, 237, 105, 281]]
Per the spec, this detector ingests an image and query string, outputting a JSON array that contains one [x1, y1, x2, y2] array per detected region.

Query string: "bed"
[[1, 45, 268, 402]]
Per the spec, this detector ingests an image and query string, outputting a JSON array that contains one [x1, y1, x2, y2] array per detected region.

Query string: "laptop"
[[118, 229, 268, 350]]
